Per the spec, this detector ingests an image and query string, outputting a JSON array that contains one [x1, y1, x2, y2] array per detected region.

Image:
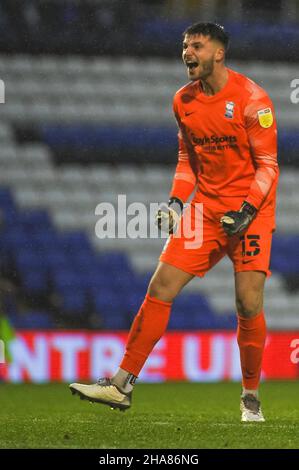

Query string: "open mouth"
[[186, 61, 199, 70]]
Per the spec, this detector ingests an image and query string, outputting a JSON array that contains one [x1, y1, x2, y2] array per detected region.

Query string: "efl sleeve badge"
[[257, 107, 273, 128]]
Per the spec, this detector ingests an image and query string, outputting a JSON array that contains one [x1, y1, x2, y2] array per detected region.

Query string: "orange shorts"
[[159, 195, 275, 278]]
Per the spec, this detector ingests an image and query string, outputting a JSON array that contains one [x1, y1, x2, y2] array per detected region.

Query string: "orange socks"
[[120, 293, 172, 377], [237, 311, 266, 391], [120, 296, 266, 387]]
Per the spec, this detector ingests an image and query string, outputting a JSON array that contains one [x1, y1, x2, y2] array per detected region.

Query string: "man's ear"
[[215, 46, 225, 63]]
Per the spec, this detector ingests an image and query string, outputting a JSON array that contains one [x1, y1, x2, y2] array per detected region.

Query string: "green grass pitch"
[[0, 381, 298, 449]]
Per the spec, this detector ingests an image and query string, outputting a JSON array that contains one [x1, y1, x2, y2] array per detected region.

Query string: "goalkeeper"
[[70, 22, 279, 422]]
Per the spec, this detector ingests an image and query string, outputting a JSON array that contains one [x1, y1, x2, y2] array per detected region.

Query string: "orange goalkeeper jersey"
[[170, 68, 279, 216]]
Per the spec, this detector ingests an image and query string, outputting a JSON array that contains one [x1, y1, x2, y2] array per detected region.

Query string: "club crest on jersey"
[[257, 108, 273, 128], [224, 101, 235, 119]]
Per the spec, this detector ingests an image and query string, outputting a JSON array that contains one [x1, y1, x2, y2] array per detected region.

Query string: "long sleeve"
[[169, 99, 197, 203], [170, 128, 197, 202], [244, 96, 279, 210]]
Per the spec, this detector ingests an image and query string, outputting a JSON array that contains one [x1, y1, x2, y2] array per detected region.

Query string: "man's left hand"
[[220, 201, 257, 236]]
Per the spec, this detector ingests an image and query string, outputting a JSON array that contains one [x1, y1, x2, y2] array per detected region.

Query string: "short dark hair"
[[183, 22, 230, 51]]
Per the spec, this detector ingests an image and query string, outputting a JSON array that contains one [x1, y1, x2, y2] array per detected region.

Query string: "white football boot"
[[69, 377, 132, 411], [240, 393, 265, 422]]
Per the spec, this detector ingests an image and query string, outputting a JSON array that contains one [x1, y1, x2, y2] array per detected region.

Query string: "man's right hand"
[[155, 197, 183, 234]]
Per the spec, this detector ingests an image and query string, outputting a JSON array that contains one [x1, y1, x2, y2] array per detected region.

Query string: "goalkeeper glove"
[[156, 197, 183, 234], [220, 201, 257, 237]]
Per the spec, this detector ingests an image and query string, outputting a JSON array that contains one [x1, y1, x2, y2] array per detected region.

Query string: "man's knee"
[[147, 277, 178, 302], [236, 291, 263, 318], [147, 262, 194, 303]]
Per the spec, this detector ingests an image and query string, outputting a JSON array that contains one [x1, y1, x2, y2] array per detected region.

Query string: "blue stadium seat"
[[101, 312, 129, 330], [18, 210, 53, 233], [0, 187, 14, 205], [98, 251, 132, 272], [15, 250, 49, 296], [40, 125, 299, 160], [113, 270, 137, 291], [52, 268, 83, 290], [215, 313, 237, 330], [124, 291, 145, 318], [43, 251, 71, 271], [1, 209, 19, 227], [40, 125, 177, 152], [9, 311, 54, 329], [271, 235, 299, 275], [93, 289, 126, 316], [59, 288, 87, 316], [1, 294, 18, 317], [21, 269, 49, 295], [168, 308, 195, 330], [174, 293, 214, 315], [79, 268, 112, 290], [2, 229, 33, 251], [31, 231, 60, 249], [59, 231, 93, 255], [0, 188, 17, 221], [71, 251, 99, 270], [168, 293, 217, 330], [15, 249, 43, 267]]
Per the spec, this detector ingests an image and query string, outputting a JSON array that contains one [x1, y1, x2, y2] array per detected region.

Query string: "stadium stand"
[[0, 58, 299, 331], [0, 2, 299, 331], [0, 0, 299, 60]]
